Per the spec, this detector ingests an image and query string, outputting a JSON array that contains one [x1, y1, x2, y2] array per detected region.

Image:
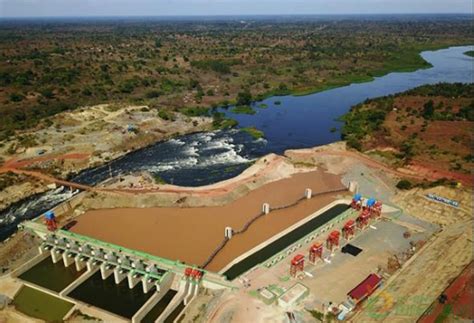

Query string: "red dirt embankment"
[[70, 170, 347, 271], [418, 262, 474, 322]]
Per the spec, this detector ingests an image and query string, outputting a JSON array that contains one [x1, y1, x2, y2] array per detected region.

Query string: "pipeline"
[[201, 187, 348, 269], [201, 237, 229, 269]]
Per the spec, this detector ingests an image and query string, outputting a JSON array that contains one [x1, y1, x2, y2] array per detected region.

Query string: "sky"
[[0, 0, 472, 18]]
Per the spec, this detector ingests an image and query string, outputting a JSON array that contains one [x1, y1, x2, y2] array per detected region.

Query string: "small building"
[[347, 273, 382, 304]]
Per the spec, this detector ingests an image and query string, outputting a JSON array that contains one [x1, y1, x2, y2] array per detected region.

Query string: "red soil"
[[418, 262, 474, 322]]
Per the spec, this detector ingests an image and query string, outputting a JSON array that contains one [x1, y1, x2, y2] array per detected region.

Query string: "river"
[[0, 45, 472, 241]]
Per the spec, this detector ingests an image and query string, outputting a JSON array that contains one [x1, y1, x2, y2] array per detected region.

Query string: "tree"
[[9, 93, 24, 102], [236, 90, 252, 106], [396, 180, 412, 190], [422, 100, 434, 119]]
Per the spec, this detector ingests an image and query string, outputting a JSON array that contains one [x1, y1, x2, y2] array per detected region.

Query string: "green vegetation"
[[396, 179, 413, 190], [241, 127, 264, 139], [340, 97, 392, 151], [396, 177, 460, 191], [274, 100, 282, 105], [190, 59, 241, 74], [307, 309, 337, 322], [157, 109, 176, 121], [258, 103, 268, 109], [341, 83, 473, 177], [307, 309, 324, 321], [406, 83, 474, 99], [154, 175, 167, 184], [435, 304, 452, 323], [211, 112, 238, 130], [464, 50, 474, 57], [179, 106, 210, 117], [231, 105, 256, 115], [0, 17, 472, 141], [0, 172, 22, 190], [236, 90, 253, 106], [341, 83, 474, 151], [13, 286, 74, 322]]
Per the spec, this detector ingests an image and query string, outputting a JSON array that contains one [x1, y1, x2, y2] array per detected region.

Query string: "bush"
[[396, 179, 412, 190], [236, 90, 252, 106], [10, 93, 25, 102], [145, 90, 161, 99], [346, 137, 362, 151], [190, 59, 241, 74], [158, 110, 175, 121]]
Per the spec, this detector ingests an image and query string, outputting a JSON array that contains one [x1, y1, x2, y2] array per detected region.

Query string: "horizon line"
[[1, 13, 473, 19]]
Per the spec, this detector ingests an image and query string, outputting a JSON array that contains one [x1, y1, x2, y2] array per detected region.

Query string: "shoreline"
[[227, 44, 472, 105]]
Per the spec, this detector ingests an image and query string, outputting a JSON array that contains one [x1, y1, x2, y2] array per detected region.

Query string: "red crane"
[[351, 194, 362, 210], [326, 230, 341, 251], [290, 254, 305, 277], [343, 219, 356, 240], [372, 201, 383, 218], [309, 243, 323, 263], [357, 208, 371, 229], [44, 210, 57, 231]]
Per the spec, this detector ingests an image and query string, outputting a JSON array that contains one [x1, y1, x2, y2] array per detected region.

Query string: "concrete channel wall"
[[131, 272, 175, 323], [219, 198, 352, 275], [155, 280, 192, 323]]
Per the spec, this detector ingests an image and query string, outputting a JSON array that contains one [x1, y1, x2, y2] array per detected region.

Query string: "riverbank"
[[0, 103, 213, 212], [230, 44, 470, 103], [0, 173, 48, 212]]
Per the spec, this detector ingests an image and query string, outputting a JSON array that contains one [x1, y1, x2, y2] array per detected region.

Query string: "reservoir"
[[1, 45, 472, 241]]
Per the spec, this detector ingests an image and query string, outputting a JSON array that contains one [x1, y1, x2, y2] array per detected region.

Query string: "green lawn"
[[13, 286, 74, 322]]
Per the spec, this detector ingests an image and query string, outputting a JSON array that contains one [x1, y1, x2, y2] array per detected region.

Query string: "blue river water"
[[0, 45, 472, 241]]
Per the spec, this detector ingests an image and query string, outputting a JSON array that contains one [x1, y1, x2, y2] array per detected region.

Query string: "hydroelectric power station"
[[12, 178, 390, 322]]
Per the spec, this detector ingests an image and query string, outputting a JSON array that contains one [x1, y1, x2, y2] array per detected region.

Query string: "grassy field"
[[13, 286, 74, 322]]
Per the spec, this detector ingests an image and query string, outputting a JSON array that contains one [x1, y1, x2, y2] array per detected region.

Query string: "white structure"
[[262, 203, 270, 215], [224, 226, 233, 239], [305, 188, 312, 199], [349, 181, 358, 193]]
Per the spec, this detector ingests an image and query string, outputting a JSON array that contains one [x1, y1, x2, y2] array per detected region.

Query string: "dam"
[[12, 171, 390, 321]]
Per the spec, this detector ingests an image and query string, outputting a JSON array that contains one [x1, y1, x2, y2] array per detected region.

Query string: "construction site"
[[0, 142, 472, 323]]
